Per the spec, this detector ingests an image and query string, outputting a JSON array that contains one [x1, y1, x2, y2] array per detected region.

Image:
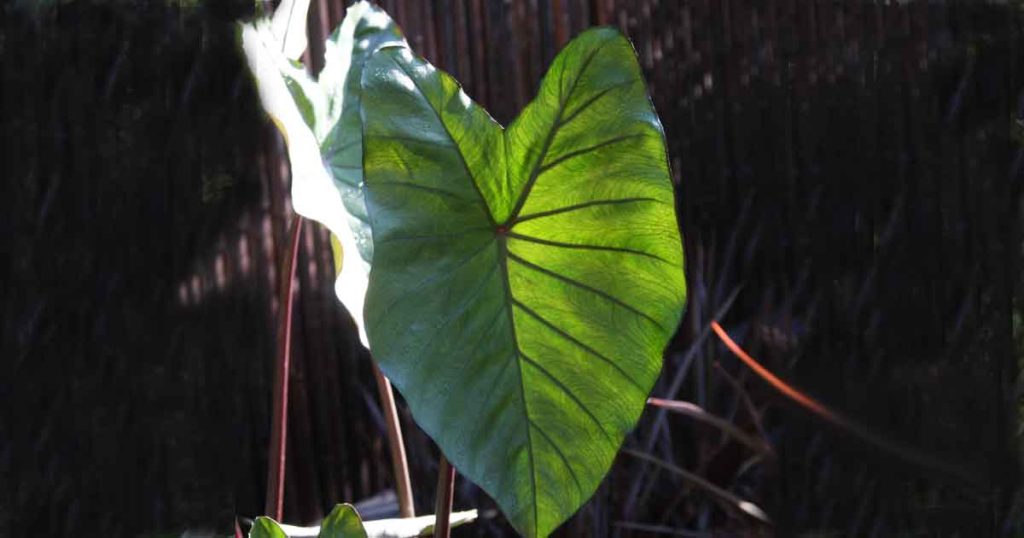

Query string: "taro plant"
[[241, 2, 686, 536]]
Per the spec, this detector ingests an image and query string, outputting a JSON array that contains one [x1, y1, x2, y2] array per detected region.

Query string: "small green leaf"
[[318, 504, 367, 538], [250, 517, 288, 538], [276, 510, 478, 538], [361, 28, 686, 537]]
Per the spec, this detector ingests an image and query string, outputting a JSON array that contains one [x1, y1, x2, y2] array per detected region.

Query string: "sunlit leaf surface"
[[361, 28, 686, 537], [239, 1, 405, 344], [318, 504, 367, 538], [250, 517, 288, 538]]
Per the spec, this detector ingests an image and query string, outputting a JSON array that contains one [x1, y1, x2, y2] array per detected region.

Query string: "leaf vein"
[[528, 418, 584, 496], [515, 197, 662, 224], [408, 260, 500, 360], [371, 181, 475, 202], [511, 298, 645, 393], [558, 78, 638, 129], [505, 36, 613, 222], [506, 232, 672, 265], [495, 238, 539, 537], [537, 133, 647, 176], [376, 227, 492, 244], [519, 351, 617, 445], [376, 239, 492, 318], [507, 252, 664, 330], [389, 57, 497, 227]]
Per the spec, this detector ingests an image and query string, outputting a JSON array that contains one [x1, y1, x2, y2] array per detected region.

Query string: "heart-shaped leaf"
[[360, 28, 686, 537]]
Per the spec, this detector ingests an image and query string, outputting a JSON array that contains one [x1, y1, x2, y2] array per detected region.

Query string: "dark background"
[[2, 0, 1022, 536]]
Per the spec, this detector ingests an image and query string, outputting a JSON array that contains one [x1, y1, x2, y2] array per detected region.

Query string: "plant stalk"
[[266, 216, 304, 520], [433, 455, 455, 538], [372, 364, 416, 518]]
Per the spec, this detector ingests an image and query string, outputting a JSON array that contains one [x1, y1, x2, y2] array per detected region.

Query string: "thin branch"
[[710, 320, 980, 486], [621, 448, 772, 525], [433, 455, 456, 538], [646, 398, 772, 456], [711, 362, 770, 443], [266, 216, 304, 520], [373, 365, 416, 518]]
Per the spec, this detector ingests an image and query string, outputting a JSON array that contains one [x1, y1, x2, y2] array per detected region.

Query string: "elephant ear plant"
[[241, 2, 685, 537]]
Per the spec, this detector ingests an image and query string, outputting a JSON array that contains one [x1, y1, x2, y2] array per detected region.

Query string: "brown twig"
[[621, 448, 771, 525], [647, 397, 772, 456], [711, 361, 770, 443], [373, 364, 416, 518], [266, 216, 304, 520], [433, 455, 456, 538]]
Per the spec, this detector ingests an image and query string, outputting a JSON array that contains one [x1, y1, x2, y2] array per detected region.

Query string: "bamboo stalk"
[[265, 216, 304, 520]]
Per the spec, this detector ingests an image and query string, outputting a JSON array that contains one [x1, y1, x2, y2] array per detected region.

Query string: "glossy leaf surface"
[[239, 1, 406, 343], [319, 6, 405, 263], [361, 28, 686, 536]]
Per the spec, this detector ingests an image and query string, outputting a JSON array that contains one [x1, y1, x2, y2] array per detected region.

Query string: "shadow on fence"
[[1, 0, 1021, 536]]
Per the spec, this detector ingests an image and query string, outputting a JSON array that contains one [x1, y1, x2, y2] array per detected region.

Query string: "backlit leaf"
[[360, 28, 686, 537], [250, 517, 288, 538], [318, 504, 367, 538], [239, 1, 406, 344]]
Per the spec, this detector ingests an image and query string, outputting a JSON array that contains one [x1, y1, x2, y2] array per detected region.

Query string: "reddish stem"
[[373, 364, 416, 518], [433, 455, 455, 538], [266, 216, 304, 520], [710, 320, 976, 484]]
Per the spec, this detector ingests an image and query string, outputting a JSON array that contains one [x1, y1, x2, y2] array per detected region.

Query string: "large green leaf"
[[360, 28, 686, 537], [239, 1, 406, 343], [319, 4, 406, 263]]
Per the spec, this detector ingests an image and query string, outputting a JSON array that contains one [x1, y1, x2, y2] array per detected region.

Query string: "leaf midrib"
[[494, 40, 611, 536], [503, 36, 610, 227], [381, 38, 628, 537], [389, 50, 539, 536], [389, 55, 497, 228], [496, 236, 538, 537]]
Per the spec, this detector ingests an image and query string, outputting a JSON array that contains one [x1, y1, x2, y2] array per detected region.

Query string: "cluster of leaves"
[[251, 504, 477, 538], [240, 1, 685, 536]]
